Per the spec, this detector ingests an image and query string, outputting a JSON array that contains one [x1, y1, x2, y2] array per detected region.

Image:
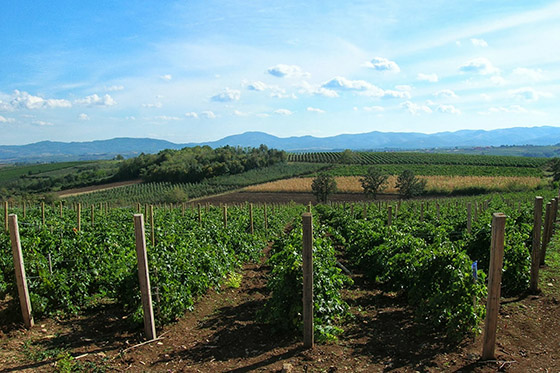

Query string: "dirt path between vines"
[[1, 241, 559, 372]]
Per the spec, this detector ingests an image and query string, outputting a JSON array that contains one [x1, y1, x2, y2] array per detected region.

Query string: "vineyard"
[[1, 188, 559, 371]]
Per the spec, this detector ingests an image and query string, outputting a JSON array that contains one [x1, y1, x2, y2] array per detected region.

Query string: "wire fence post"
[[302, 212, 314, 349], [481, 212, 506, 360], [8, 214, 34, 329], [133, 214, 156, 340], [530, 197, 543, 293]]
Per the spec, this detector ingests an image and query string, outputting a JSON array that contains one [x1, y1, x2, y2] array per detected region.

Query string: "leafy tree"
[[360, 167, 388, 199], [164, 186, 188, 203], [547, 158, 560, 182], [339, 149, 355, 164], [311, 173, 337, 203], [396, 170, 426, 199]]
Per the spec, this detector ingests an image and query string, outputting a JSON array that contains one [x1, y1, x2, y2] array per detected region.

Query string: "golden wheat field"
[[243, 175, 545, 194]]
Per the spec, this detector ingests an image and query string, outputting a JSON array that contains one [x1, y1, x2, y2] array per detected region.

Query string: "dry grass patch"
[[243, 175, 544, 194]]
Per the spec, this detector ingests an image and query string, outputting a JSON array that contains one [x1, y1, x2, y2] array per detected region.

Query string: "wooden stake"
[[387, 206, 392, 226], [91, 205, 95, 227], [77, 203, 81, 231], [59, 201, 63, 218], [530, 197, 543, 293], [302, 212, 314, 349], [41, 202, 45, 225], [198, 204, 202, 226], [133, 214, 156, 340], [8, 215, 34, 328], [481, 213, 506, 361]]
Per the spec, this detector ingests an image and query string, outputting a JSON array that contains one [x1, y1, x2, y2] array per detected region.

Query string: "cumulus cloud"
[[382, 90, 411, 99], [436, 104, 461, 114], [298, 82, 339, 98], [471, 38, 488, 47], [211, 88, 241, 102], [154, 115, 181, 121], [434, 89, 458, 98], [78, 113, 89, 120], [142, 102, 163, 109], [185, 112, 199, 119], [247, 81, 269, 91], [322, 77, 385, 97], [273, 109, 293, 115], [106, 85, 124, 92], [200, 111, 216, 119], [267, 64, 309, 78], [401, 101, 432, 115], [306, 107, 325, 113], [417, 73, 438, 82], [509, 87, 553, 101], [5, 90, 72, 110], [75, 94, 116, 106], [364, 57, 400, 73], [490, 76, 507, 86], [459, 57, 500, 75], [234, 110, 249, 116], [160, 74, 172, 81], [512, 67, 544, 81], [395, 85, 412, 91], [0, 115, 15, 123]]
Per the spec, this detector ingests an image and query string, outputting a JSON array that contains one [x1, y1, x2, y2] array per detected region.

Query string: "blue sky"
[[1, 1, 559, 145]]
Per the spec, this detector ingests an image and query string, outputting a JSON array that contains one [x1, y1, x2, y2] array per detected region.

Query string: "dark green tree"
[[360, 167, 388, 199], [396, 170, 426, 199], [311, 173, 337, 203], [547, 158, 560, 182]]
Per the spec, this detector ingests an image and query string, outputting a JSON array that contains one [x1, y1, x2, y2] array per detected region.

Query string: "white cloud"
[[437, 104, 461, 114], [364, 57, 400, 73], [126, 116, 136, 120], [200, 111, 216, 119], [234, 110, 249, 116], [322, 77, 383, 97], [401, 101, 432, 115], [298, 81, 339, 98], [509, 87, 553, 101], [470, 38, 488, 47], [512, 67, 544, 81], [142, 102, 163, 109], [459, 57, 500, 75], [78, 113, 89, 120], [273, 109, 293, 115], [395, 85, 412, 91], [32, 120, 53, 126], [247, 81, 269, 91], [211, 88, 241, 102], [480, 93, 491, 101], [434, 89, 458, 98], [306, 107, 325, 113], [455, 40, 462, 46], [256, 113, 270, 118], [480, 105, 529, 114], [417, 73, 438, 82], [490, 76, 507, 86], [382, 90, 411, 99], [160, 74, 172, 81], [75, 94, 116, 106], [363, 106, 384, 112], [106, 85, 124, 92], [267, 64, 309, 78], [6, 90, 72, 110], [185, 112, 199, 119], [0, 115, 15, 123], [154, 115, 181, 121]]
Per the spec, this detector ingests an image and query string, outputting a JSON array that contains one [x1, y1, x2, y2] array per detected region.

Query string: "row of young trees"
[[311, 168, 426, 202]]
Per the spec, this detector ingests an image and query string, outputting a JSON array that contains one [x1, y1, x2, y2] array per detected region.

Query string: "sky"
[[1, 1, 559, 145]]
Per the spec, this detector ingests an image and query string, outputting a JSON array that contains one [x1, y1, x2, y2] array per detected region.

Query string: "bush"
[[396, 170, 426, 199], [311, 173, 337, 203]]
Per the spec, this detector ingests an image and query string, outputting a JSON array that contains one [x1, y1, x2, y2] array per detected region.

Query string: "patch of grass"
[[541, 227, 560, 297]]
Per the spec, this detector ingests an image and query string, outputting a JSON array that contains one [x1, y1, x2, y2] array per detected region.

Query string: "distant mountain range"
[[2, 126, 560, 163]]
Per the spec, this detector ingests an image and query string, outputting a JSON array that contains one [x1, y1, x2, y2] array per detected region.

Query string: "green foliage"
[[311, 173, 337, 203], [360, 167, 388, 199], [259, 222, 352, 341], [164, 186, 188, 203], [396, 170, 427, 199], [547, 158, 560, 182]]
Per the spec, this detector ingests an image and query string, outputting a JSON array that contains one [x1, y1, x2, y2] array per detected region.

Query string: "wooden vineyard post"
[[541, 202, 552, 266], [530, 197, 543, 293], [264, 203, 268, 231], [481, 213, 506, 361], [387, 206, 392, 226], [150, 205, 155, 247], [198, 204, 202, 226], [249, 203, 254, 235], [4, 201, 8, 232], [182, 203, 185, 216], [91, 205, 95, 228], [467, 203, 472, 234], [302, 212, 314, 349], [41, 202, 45, 225], [137, 203, 141, 214], [133, 214, 157, 340], [436, 203, 440, 220], [223, 205, 228, 229], [307, 203, 312, 213], [8, 215, 34, 328], [77, 203, 81, 231], [474, 202, 478, 222]]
